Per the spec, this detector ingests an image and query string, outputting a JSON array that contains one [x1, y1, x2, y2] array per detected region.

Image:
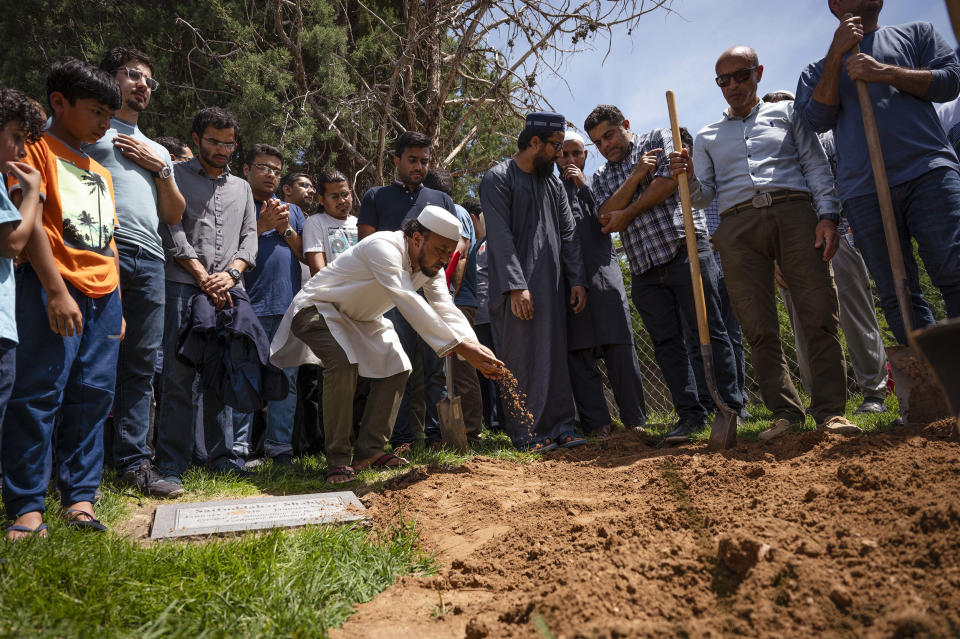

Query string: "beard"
[[534, 158, 554, 178], [417, 247, 442, 277], [125, 97, 147, 113]]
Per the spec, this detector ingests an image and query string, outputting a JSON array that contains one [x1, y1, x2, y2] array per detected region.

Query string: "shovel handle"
[[845, 15, 914, 336], [665, 90, 711, 347]]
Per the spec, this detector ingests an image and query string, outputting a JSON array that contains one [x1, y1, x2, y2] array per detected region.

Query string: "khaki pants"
[[291, 307, 408, 468], [711, 199, 846, 423]]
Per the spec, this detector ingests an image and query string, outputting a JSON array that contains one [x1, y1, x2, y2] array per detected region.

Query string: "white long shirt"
[[269, 230, 476, 378]]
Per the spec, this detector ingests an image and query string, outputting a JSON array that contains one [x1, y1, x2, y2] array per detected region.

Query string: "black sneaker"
[[271, 453, 294, 467], [121, 460, 185, 499], [664, 419, 704, 444]]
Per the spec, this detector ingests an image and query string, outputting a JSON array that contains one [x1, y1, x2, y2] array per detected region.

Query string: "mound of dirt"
[[332, 421, 960, 638]]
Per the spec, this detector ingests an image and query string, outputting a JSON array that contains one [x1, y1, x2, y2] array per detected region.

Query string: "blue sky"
[[535, 0, 954, 175]]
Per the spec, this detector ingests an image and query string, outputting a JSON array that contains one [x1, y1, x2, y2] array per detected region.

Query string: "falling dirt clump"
[[495, 369, 534, 440], [332, 422, 960, 639]]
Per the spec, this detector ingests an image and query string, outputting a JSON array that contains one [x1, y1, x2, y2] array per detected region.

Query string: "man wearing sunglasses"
[[86, 46, 186, 499], [586, 104, 742, 444], [669, 45, 861, 441], [795, 0, 960, 346]]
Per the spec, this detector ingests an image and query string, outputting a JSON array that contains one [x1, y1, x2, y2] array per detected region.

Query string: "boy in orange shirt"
[[3, 59, 124, 539]]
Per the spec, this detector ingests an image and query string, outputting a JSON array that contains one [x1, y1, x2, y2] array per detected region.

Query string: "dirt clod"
[[717, 534, 762, 576], [829, 584, 853, 609]]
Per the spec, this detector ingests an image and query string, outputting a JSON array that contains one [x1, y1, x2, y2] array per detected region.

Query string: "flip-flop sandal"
[[557, 432, 587, 448], [62, 509, 107, 532], [5, 523, 48, 540], [324, 466, 355, 484], [356, 452, 409, 470], [517, 438, 558, 453]]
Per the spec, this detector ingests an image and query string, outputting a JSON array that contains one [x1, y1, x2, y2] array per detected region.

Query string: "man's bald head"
[[716, 46, 758, 73]]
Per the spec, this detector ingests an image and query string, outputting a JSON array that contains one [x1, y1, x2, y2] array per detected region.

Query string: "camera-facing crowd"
[[2, 0, 959, 539]]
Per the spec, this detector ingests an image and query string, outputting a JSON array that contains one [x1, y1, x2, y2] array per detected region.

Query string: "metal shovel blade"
[[437, 396, 468, 452], [907, 317, 960, 437], [437, 358, 469, 452]]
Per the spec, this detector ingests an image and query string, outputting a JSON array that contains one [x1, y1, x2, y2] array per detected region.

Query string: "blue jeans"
[[843, 166, 960, 344], [233, 314, 298, 458], [630, 239, 742, 422], [155, 281, 241, 478], [1, 265, 121, 517], [111, 243, 165, 473], [0, 344, 14, 476]]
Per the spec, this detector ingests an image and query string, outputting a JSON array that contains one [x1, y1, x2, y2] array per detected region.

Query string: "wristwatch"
[[283, 227, 295, 239], [226, 268, 241, 284], [152, 166, 172, 180]]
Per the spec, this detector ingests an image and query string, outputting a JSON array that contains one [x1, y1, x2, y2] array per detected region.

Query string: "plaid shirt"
[[590, 129, 707, 275]]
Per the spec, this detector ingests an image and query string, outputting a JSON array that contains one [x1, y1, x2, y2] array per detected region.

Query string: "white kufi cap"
[[418, 205, 463, 241], [564, 130, 585, 145]]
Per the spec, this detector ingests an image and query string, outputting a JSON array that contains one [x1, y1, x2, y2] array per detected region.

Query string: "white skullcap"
[[418, 205, 463, 241], [564, 130, 585, 145]]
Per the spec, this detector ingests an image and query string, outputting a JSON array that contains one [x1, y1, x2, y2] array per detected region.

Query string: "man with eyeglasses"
[[157, 107, 257, 486], [480, 111, 587, 452], [795, 0, 960, 346], [669, 45, 861, 441], [279, 172, 316, 214], [86, 46, 186, 498], [229, 144, 306, 465], [586, 104, 742, 444]]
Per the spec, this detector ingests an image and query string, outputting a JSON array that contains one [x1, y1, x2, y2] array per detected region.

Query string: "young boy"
[[3, 59, 123, 539], [302, 170, 358, 274], [0, 88, 46, 506]]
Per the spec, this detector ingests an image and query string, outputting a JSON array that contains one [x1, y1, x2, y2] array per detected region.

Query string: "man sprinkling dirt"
[[269, 206, 503, 483]]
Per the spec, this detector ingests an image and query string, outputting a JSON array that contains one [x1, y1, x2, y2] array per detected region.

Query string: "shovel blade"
[[910, 317, 960, 437], [886, 342, 953, 427], [708, 408, 739, 450], [436, 396, 468, 452]]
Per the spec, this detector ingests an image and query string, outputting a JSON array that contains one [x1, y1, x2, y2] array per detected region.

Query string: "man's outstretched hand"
[[454, 341, 505, 379]]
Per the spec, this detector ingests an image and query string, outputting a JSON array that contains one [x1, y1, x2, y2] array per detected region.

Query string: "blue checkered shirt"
[[590, 129, 707, 275]]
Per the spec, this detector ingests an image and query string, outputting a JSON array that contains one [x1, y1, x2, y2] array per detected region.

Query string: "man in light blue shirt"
[[794, 1, 960, 345], [86, 46, 185, 498], [670, 45, 860, 441]]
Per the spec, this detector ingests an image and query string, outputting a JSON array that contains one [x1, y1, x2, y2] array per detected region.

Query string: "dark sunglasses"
[[120, 67, 159, 92], [715, 66, 757, 87]]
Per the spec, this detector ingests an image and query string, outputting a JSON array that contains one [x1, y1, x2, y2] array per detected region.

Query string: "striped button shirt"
[[590, 129, 706, 275]]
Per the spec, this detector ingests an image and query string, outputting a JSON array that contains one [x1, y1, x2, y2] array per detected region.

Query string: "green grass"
[[0, 429, 536, 639]]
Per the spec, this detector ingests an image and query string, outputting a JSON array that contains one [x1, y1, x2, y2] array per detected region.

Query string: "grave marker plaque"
[[150, 492, 366, 539]]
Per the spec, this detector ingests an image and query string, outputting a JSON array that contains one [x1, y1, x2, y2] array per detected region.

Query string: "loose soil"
[[332, 420, 960, 638]]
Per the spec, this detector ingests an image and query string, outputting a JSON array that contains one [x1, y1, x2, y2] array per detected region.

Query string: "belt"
[[721, 190, 811, 217]]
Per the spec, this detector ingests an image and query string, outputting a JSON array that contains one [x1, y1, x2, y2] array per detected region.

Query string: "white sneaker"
[[758, 418, 795, 442], [819, 416, 863, 436]]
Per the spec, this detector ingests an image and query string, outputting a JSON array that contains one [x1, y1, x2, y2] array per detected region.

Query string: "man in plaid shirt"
[[585, 104, 742, 443]]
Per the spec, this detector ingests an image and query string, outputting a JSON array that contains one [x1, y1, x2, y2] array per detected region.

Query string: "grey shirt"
[[161, 157, 257, 285]]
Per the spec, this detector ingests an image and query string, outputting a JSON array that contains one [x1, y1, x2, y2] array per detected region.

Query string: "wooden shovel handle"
[[665, 90, 711, 347], [845, 14, 914, 334]]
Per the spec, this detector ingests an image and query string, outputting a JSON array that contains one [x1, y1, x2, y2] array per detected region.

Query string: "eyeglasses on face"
[[715, 66, 758, 87], [202, 137, 236, 151], [120, 67, 159, 92], [253, 163, 282, 176], [542, 138, 563, 152]]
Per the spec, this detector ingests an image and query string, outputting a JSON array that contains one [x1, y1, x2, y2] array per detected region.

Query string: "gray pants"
[[781, 237, 888, 398], [451, 306, 484, 436], [291, 307, 408, 468]]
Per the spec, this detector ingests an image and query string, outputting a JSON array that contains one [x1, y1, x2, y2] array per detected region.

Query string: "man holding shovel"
[[669, 45, 862, 440], [794, 0, 960, 344]]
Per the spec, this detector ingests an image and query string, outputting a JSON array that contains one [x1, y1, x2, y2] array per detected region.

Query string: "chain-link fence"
[[603, 246, 947, 419]]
